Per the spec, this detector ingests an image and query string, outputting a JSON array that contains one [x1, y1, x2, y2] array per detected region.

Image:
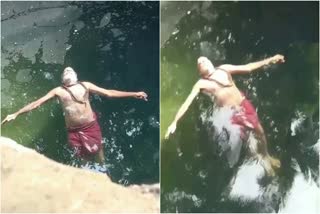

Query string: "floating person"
[[165, 54, 285, 176], [2, 67, 148, 164]]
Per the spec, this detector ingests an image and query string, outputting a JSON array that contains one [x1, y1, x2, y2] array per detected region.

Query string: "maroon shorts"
[[67, 113, 102, 158], [231, 94, 260, 138]]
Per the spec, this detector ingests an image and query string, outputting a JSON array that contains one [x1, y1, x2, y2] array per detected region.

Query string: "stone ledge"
[[1, 137, 159, 213]]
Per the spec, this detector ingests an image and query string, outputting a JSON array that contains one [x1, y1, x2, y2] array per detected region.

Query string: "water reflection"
[[1, 1, 159, 185], [161, 1, 319, 212]]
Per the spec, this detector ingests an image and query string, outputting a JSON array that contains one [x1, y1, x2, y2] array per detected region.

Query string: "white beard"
[[62, 73, 78, 86]]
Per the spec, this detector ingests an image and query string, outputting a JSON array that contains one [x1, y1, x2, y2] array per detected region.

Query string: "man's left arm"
[[219, 54, 285, 75], [84, 82, 148, 101]]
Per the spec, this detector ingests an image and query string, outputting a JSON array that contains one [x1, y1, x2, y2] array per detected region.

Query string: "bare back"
[[200, 68, 244, 107], [55, 82, 95, 128]]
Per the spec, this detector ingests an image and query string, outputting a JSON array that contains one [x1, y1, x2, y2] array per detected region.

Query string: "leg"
[[95, 147, 105, 164], [254, 123, 269, 156], [80, 157, 90, 166], [254, 123, 281, 175], [95, 147, 109, 175]]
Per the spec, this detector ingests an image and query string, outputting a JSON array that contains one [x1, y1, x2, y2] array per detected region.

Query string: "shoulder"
[[52, 86, 64, 96], [216, 64, 233, 72], [81, 81, 92, 89], [215, 66, 233, 81], [51, 87, 61, 93], [194, 79, 211, 89]]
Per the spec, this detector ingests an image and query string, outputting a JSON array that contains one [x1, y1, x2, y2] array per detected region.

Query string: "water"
[[1, 1, 159, 185], [161, 1, 319, 212]]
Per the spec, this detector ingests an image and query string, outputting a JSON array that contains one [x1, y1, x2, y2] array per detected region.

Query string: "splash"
[[279, 162, 320, 213], [200, 105, 242, 167], [228, 160, 265, 200]]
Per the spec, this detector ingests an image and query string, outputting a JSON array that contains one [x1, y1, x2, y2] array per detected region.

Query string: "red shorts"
[[231, 95, 260, 138], [67, 113, 102, 158]]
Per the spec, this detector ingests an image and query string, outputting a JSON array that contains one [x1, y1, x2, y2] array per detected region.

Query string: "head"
[[62, 67, 78, 86], [197, 56, 215, 78]]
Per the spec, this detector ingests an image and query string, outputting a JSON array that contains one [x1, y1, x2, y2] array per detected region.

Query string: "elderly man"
[[165, 54, 285, 176], [2, 67, 148, 163]]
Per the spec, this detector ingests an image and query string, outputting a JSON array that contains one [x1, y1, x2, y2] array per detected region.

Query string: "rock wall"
[[1, 137, 159, 213]]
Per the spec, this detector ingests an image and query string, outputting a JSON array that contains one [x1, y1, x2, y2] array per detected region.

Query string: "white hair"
[[62, 67, 78, 86], [197, 56, 215, 75]]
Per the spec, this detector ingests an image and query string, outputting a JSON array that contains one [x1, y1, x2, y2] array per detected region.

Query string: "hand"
[[165, 122, 177, 139], [135, 92, 148, 101], [270, 54, 285, 64], [1, 113, 17, 125]]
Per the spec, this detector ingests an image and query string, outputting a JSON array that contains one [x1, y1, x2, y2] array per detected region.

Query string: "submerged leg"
[[96, 147, 105, 164], [80, 157, 90, 166], [254, 123, 268, 156], [95, 147, 110, 175], [254, 123, 281, 175]]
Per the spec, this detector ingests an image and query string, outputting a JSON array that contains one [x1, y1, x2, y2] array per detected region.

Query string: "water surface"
[[161, 2, 319, 212], [1, 1, 159, 185]]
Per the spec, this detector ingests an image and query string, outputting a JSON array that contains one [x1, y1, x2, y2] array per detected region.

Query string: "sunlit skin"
[[165, 54, 285, 176], [2, 67, 148, 163]]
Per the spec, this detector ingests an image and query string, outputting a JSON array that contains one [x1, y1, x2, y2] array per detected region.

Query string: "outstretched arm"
[[84, 82, 148, 100], [165, 81, 201, 139], [219, 54, 285, 75], [1, 88, 57, 125]]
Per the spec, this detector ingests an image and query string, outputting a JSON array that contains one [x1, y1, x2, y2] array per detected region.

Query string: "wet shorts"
[[67, 112, 102, 158], [231, 93, 260, 138]]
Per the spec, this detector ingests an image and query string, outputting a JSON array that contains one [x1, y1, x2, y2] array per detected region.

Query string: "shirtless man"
[[2, 67, 148, 163], [165, 54, 285, 176]]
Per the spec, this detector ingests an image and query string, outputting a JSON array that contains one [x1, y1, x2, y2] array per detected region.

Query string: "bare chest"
[[57, 85, 88, 104], [201, 72, 233, 94]]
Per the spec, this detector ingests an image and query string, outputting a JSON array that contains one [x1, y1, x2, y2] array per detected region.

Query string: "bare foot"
[[259, 155, 276, 177], [269, 156, 281, 169]]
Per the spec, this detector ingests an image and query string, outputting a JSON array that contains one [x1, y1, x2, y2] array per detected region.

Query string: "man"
[[165, 54, 285, 176], [2, 67, 148, 163]]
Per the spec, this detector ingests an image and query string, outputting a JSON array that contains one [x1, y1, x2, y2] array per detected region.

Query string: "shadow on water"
[[161, 1, 319, 212], [1, 1, 159, 185]]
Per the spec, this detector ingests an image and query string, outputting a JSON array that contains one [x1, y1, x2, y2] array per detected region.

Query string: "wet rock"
[[98, 13, 111, 28], [0, 137, 159, 213], [16, 69, 32, 83], [1, 2, 82, 64], [160, 1, 198, 46]]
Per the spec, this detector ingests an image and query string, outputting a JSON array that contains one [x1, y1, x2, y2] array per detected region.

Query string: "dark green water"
[[1, 1, 159, 185], [161, 2, 319, 213]]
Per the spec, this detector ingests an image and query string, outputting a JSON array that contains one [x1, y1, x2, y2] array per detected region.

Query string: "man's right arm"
[[1, 88, 57, 125], [165, 80, 202, 139]]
